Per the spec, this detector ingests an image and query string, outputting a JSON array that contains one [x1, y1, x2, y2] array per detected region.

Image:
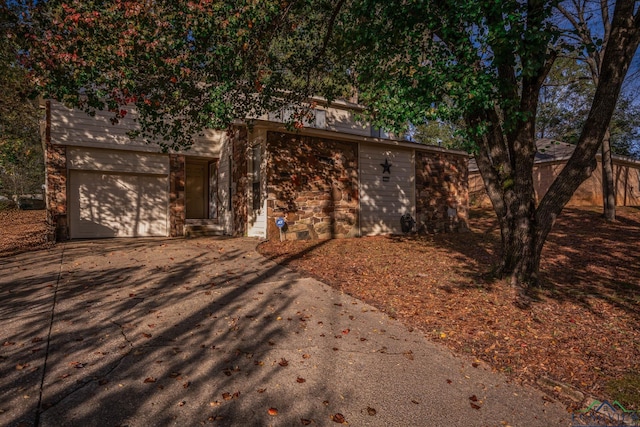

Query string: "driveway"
[[0, 237, 571, 426]]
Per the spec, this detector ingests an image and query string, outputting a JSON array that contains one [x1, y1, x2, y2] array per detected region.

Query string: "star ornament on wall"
[[380, 158, 392, 174]]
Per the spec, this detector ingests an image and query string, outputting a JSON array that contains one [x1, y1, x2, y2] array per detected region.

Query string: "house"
[[468, 139, 640, 207], [44, 99, 469, 241]]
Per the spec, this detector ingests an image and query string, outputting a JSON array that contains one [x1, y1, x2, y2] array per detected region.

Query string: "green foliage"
[[24, 0, 352, 150], [334, 0, 560, 146], [409, 120, 465, 150], [0, 3, 44, 197], [537, 58, 640, 158]]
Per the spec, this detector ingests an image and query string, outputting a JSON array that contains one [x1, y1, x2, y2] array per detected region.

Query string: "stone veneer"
[[231, 126, 248, 237], [415, 151, 469, 233], [266, 132, 359, 240], [169, 154, 185, 237], [44, 101, 69, 241]]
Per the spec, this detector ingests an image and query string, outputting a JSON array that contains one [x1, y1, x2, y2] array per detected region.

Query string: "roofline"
[[246, 119, 469, 156]]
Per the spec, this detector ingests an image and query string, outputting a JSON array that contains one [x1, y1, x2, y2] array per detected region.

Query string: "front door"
[[186, 160, 218, 220]]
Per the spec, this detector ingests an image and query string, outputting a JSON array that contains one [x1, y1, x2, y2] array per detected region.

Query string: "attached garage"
[[359, 144, 415, 235], [67, 147, 170, 238]]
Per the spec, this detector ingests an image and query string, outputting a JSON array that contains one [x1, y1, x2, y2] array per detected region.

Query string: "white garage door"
[[69, 171, 168, 238], [360, 145, 415, 235]]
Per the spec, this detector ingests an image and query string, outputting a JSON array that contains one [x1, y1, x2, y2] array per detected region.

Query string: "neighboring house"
[[44, 99, 469, 241], [469, 139, 640, 207]]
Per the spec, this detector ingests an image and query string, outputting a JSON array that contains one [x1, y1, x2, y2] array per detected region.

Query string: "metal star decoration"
[[380, 158, 392, 174]]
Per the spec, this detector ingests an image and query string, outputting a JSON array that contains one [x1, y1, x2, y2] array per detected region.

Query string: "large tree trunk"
[[474, 0, 639, 307], [601, 129, 616, 221]]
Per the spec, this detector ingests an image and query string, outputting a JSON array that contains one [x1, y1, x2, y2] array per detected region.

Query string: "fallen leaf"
[[142, 333, 152, 338], [222, 392, 232, 400], [183, 382, 190, 389], [367, 407, 377, 416], [144, 377, 156, 383], [16, 364, 29, 371], [332, 413, 346, 423], [469, 395, 478, 402], [301, 419, 312, 425], [296, 377, 306, 383], [446, 379, 452, 384], [302, 354, 311, 359], [178, 401, 186, 407], [257, 388, 266, 393], [403, 350, 414, 360], [472, 362, 479, 368], [268, 408, 278, 416], [470, 402, 481, 410], [279, 358, 289, 367], [342, 329, 350, 335]]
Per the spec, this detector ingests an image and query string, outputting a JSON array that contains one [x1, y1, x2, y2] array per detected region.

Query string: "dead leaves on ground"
[[258, 207, 640, 408]]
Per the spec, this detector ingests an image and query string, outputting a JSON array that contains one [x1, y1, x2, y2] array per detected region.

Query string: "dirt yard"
[[259, 206, 640, 410], [0, 209, 51, 257]]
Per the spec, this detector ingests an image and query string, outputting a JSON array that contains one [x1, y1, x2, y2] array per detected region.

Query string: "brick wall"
[[169, 154, 185, 237], [231, 127, 248, 237], [45, 102, 68, 241], [415, 151, 469, 233], [266, 132, 359, 240]]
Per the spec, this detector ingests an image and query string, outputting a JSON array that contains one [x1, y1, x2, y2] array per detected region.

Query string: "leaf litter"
[[259, 206, 640, 410]]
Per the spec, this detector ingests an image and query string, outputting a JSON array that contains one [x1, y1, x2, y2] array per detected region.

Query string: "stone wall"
[[232, 126, 248, 237], [415, 151, 469, 233], [266, 132, 359, 240], [169, 154, 185, 237], [45, 102, 68, 241]]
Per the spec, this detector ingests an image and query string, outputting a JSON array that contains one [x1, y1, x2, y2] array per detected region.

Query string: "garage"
[[67, 148, 169, 238], [359, 144, 415, 235]]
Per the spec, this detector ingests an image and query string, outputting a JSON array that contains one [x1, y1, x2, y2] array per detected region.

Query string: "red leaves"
[[278, 358, 288, 367], [267, 408, 278, 416], [332, 413, 346, 423], [469, 395, 481, 410], [222, 391, 240, 401]]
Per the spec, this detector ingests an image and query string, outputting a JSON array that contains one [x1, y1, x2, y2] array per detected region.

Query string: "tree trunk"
[[601, 129, 616, 221]]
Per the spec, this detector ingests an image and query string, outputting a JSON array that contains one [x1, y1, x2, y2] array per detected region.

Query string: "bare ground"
[[258, 206, 640, 411]]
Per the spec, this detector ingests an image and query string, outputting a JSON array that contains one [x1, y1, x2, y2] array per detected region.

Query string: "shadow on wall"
[[266, 132, 359, 240]]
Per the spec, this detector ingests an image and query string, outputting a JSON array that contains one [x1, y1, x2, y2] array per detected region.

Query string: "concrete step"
[[184, 224, 225, 237]]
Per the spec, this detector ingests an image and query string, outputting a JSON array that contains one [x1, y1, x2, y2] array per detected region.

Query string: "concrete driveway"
[[0, 237, 572, 426]]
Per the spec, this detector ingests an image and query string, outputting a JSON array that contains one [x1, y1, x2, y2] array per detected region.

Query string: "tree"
[[23, 0, 640, 305], [537, 57, 640, 156], [0, 2, 44, 199], [557, 0, 626, 221], [22, 0, 351, 150], [334, 0, 640, 304]]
